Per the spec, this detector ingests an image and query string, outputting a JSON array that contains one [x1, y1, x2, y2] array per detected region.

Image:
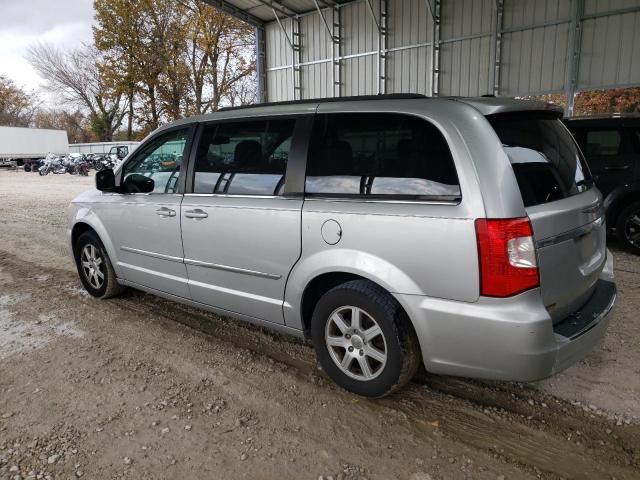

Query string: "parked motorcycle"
[[87, 154, 106, 171], [97, 156, 117, 171], [38, 154, 66, 176]]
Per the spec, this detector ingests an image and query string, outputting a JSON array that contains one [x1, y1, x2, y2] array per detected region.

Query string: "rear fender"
[[283, 248, 424, 331]]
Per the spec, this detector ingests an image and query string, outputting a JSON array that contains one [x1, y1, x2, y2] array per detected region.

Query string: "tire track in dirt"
[[1, 251, 638, 479]]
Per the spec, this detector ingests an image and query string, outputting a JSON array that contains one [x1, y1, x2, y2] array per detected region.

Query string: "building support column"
[[332, 5, 342, 97], [272, 10, 302, 101], [365, 0, 387, 95], [292, 16, 302, 100], [492, 0, 504, 96], [431, 0, 441, 97], [565, 0, 585, 117], [256, 26, 267, 103], [378, 0, 388, 95]]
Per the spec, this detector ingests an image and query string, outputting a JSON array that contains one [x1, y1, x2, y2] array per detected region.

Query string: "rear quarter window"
[[305, 113, 461, 201], [488, 113, 592, 208]]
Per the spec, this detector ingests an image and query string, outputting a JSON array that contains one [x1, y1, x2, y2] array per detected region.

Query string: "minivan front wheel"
[[311, 280, 421, 397], [74, 231, 124, 299], [616, 201, 640, 254]]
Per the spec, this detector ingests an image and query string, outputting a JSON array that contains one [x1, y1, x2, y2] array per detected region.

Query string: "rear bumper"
[[396, 250, 616, 382]]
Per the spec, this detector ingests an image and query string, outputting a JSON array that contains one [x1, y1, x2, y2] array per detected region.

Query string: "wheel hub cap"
[[350, 334, 364, 350]]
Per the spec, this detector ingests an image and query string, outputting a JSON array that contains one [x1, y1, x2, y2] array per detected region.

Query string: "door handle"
[[184, 209, 208, 219], [156, 207, 176, 217]]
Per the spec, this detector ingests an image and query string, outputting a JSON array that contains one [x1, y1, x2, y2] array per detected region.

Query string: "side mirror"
[[117, 148, 127, 159], [122, 173, 154, 193], [95, 169, 116, 192]]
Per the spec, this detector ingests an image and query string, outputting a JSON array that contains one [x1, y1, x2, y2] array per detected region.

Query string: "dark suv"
[[565, 115, 640, 253]]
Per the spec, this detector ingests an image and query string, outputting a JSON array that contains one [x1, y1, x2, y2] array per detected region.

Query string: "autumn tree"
[[574, 88, 640, 116], [94, 0, 255, 132], [178, 0, 255, 114], [26, 43, 127, 141], [94, 0, 182, 130], [33, 109, 96, 143], [0, 75, 39, 127], [527, 88, 640, 116]]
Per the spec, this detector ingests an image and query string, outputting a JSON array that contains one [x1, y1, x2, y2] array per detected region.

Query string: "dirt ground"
[[0, 169, 638, 480]]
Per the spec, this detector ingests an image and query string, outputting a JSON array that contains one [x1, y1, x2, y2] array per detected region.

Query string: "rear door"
[[180, 116, 311, 325], [488, 113, 606, 322]]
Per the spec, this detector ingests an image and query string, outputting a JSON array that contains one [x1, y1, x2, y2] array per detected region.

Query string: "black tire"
[[615, 201, 640, 254], [311, 280, 421, 398], [23, 164, 31, 172], [74, 230, 124, 299]]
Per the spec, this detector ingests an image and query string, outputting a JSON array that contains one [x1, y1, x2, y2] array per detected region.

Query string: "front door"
[[181, 118, 304, 324], [100, 126, 193, 297]]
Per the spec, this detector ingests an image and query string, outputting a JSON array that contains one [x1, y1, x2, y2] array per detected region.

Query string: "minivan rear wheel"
[[616, 201, 640, 254], [311, 280, 421, 397]]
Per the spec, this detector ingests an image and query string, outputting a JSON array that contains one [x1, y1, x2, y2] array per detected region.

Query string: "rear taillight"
[[475, 217, 539, 297]]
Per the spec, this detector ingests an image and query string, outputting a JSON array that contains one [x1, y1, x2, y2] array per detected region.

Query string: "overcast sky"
[[0, 0, 95, 98]]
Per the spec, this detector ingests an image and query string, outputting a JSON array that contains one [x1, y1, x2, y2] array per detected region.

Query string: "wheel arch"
[[71, 222, 96, 250], [604, 185, 640, 227], [285, 251, 423, 349], [69, 211, 121, 277]]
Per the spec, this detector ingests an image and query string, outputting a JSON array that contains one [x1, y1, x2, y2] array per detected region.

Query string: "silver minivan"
[[68, 95, 616, 397]]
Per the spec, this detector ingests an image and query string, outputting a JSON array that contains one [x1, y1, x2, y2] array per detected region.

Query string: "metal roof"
[[202, 0, 354, 26]]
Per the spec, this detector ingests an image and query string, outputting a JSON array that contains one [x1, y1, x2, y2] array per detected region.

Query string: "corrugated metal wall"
[[264, 0, 640, 102], [579, 0, 640, 90]]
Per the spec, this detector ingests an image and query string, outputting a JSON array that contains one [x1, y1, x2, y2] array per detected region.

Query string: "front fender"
[[283, 248, 424, 330], [69, 203, 122, 278]]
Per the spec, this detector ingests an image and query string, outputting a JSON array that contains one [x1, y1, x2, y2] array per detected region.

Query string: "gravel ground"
[[0, 169, 638, 480]]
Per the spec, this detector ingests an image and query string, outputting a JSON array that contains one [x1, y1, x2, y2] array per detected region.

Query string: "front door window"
[[122, 129, 190, 194]]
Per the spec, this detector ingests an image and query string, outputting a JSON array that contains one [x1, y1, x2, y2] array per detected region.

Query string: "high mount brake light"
[[475, 218, 539, 297]]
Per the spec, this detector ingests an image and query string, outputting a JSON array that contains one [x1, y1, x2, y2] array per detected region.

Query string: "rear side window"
[[193, 119, 295, 195], [305, 113, 460, 200], [584, 129, 622, 156], [488, 113, 592, 208]]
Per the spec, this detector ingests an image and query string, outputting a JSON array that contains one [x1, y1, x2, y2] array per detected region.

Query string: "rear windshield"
[[488, 112, 593, 207]]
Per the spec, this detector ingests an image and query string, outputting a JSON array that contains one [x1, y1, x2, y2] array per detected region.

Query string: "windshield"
[[488, 112, 593, 207]]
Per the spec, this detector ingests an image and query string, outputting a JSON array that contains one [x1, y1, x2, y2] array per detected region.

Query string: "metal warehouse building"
[[204, 0, 640, 114]]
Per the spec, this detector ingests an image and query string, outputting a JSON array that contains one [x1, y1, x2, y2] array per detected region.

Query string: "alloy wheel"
[[624, 209, 640, 248], [81, 244, 105, 290], [325, 306, 388, 381]]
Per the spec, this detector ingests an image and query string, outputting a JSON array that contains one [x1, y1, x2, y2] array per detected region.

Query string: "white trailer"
[[69, 141, 140, 156], [0, 126, 69, 168]]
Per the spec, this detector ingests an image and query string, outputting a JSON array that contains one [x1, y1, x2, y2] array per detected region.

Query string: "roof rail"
[[217, 93, 430, 112]]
